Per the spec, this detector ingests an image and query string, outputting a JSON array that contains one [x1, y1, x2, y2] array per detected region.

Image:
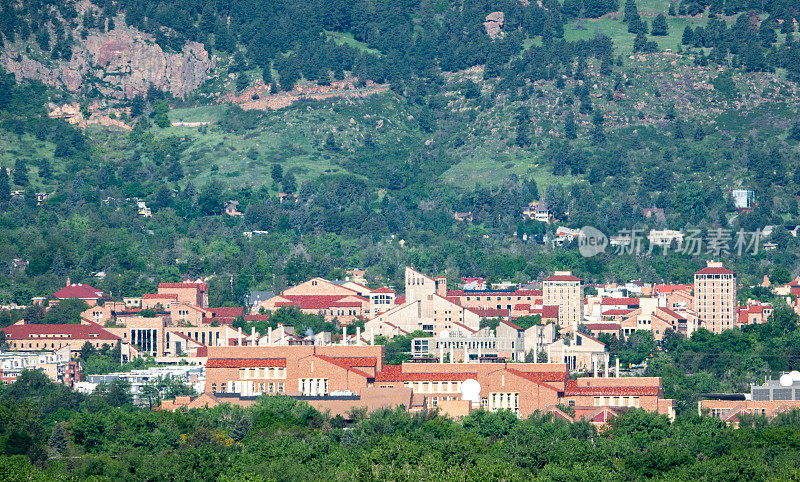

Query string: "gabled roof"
[[601, 297, 639, 306], [544, 274, 582, 282], [505, 368, 566, 392], [143, 293, 179, 300], [656, 307, 686, 319], [695, 267, 735, 275], [206, 358, 286, 368], [536, 305, 559, 319], [208, 307, 245, 318], [159, 282, 208, 290], [564, 379, 659, 396], [373, 287, 396, 294], [314, 354, 371, 378], [1, 322, 119, 341], [601, 309, 636, 316], [276, 295, 368, 310], [53, 284, 105, 300], [374, 365, 477, 382]]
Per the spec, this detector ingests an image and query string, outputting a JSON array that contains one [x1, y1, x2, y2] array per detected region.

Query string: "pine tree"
[[48, 423, 68, 456], [565, 112, 577, 139], [651, 14, 669, 36], [681, 26, 693, 45], [0, 167, 10, 203], [623, 0, 638, 23], [231, 414, 251, 442]]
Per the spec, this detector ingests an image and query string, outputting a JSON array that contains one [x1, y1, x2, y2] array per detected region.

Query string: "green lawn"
[[564, 15, 710, 55]]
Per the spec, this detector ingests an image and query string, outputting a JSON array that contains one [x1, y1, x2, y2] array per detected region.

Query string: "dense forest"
[[3, 369, 800, 480]]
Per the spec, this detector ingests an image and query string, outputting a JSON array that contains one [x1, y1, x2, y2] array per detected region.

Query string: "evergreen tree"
[[623, 0, 638, 23], [48, 423, 68, 456], [231, 414, 251, 442], [13, 159, 28, 187], [651, 14, 669, 36], [681, 26, 694, 45], [271, 163, 283, 183], [789, 122, 800, 142], [282, 172, 297, 193], [0, 167, 10, 203], [565, 112, 578, 139]]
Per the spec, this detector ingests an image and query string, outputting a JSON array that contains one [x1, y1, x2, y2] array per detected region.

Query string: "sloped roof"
[[143, 293, 179, 300], [1, 322, 119, 340], [585, 323, 621, 331], [53, 284, 105, 300], [208, 307, 245, 318], [277, 295, 368, 310], [564, 379, 659, 396], [314, 354, 371, 377], [695, 267, 735, 275], [206, 358, 286, 368], [374, 365, 477, 382], [373, 287, 396, 294], [544, 274, 582, 282], [159, 282, 208, 290], [601, 297, 640, 306]]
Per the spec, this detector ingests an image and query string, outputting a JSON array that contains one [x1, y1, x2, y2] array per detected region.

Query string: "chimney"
[[66, 277, 71, 287], [435, 277, 447, 297]]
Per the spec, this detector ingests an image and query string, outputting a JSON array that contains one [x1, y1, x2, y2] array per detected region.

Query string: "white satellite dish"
[[460, 378, 481, 404], [790, 371, 800, 382], [780, 374, 794, 387]]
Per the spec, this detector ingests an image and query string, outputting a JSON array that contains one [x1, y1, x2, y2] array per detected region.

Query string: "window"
[[211, 383, 217, 393]]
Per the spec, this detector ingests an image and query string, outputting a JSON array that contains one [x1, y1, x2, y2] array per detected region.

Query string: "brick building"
[[0, 322, 120, 353], [543, 271, 583, 330], [694, 262, 737, 334], [203, 345, 675, 421]]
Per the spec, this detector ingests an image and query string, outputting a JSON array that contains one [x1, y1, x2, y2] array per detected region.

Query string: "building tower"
[[543, 271, 583, 330], [693, 261, 736, 334]]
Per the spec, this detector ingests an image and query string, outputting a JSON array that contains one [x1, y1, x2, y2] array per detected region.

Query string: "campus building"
[[699, 373, 800, 426], [694, 261, 737, 334], [543, 271, 583, 330], [203, 344, 675, 421]]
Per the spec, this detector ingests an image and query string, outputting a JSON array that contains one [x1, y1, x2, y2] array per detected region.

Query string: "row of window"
[[211, 381, 285, 394], [404, 381, 463, 394], [593, 396, 640, 407], [299, 378, 328, 396], [238, 367, 287, 380]]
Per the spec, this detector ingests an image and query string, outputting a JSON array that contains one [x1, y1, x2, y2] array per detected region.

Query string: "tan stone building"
[[543, 271, 583, 329], [694, 262, 736, 333]]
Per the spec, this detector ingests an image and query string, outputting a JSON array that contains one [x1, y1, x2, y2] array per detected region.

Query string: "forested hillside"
[[0, 0, 799, 304]]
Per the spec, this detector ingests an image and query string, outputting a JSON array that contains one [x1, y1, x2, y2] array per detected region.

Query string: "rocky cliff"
[[1, 20, 214, 99]]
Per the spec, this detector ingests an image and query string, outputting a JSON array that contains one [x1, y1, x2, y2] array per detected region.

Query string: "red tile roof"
[[53, 284, 105, 300], [564, 379, 659, 396], [601, 297, 640, 306], [395, 297, 406, 304], [506, 368, 565, 391], [1, 323, 119, 340], [374, 365, 477, 382], [209, 307, 245, 318], [656, 307, 685, 319], [329, 357, 377, 367], [514, 304, 531, 311], [601, 309, 635, 316], [544, 274, 583, 282], [314, 354, 371, 377], [536, 305, 559, 319], [206, 358, 286, 368], [469, 308, 509, 318], [159, 282, 208, 290], [453, 321, 477, 333], [500, 319, 524, 330], [143, 293, 179, 300], [374, 287, 396, 294], [653, 284, 692, 294], [695, 267, 735, 275], [277, 295, 368, 310]]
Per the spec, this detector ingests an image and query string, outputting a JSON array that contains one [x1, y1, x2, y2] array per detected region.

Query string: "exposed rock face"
[[1, 21, 214, 99], [484, 11, 505, 39]]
